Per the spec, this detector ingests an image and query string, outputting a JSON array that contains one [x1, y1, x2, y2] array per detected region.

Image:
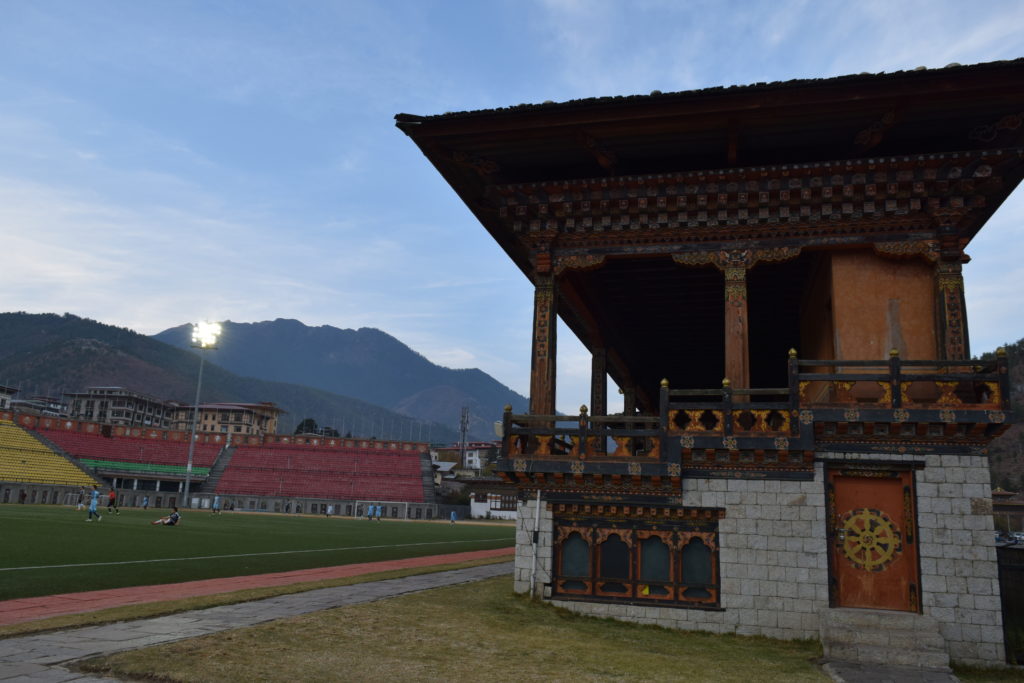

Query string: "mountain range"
[[153, 319, 528, 438], [0, 313, 526, 441]]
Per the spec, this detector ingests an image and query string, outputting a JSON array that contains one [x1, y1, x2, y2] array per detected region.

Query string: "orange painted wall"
[[830, 250, 937, 361]]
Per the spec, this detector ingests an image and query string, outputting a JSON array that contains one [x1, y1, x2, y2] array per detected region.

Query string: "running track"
[[0, 547, 514, 627]]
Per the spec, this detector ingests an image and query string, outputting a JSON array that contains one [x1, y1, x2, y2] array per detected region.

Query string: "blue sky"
[[2, 0, 1024, 415]]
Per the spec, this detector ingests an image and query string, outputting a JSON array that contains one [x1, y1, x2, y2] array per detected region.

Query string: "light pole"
[[183, 321, 220, 509]]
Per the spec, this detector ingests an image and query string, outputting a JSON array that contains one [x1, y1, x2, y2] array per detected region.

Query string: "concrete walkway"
[[0, 562, 513, 682], [823, 660, 959, 682], [0, 547, 513, 626]]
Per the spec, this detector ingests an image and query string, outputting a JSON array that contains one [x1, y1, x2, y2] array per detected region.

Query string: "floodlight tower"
[[183, 321, 221, 508]]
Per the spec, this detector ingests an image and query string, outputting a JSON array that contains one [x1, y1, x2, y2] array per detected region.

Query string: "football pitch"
[[0, 505, 514, 601]]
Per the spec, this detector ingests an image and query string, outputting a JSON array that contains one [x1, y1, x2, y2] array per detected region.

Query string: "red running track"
[[0, 547, 514, 627]]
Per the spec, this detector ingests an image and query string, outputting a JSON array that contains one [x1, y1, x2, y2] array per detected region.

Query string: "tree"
[[294, 417, 319, 435]]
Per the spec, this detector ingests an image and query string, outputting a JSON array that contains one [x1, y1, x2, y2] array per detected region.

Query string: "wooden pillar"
[[724, 266, 750, 389], [590, 347, 607, 417], [936, 260, 970, 360], [529, 272, 557, 415], [621, 387, 637, 416]]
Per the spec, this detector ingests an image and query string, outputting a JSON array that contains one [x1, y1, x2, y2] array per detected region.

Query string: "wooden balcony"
[[497, 350, 1011, 486]]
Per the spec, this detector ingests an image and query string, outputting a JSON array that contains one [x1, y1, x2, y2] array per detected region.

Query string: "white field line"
[[0, 538, 512, 572]]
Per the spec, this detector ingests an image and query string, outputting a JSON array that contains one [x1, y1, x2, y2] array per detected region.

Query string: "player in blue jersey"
[[85, 484, 102, 521]]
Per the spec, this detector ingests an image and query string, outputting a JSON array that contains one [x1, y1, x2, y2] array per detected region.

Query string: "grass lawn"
[[78, 576, 830, 683], [0, 504, 513, 600]]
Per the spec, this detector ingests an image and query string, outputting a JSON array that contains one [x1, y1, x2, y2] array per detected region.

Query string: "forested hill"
[[983, 339, 1024, 491], [0, 312, 459, 442], [153, 319, 528, 440]]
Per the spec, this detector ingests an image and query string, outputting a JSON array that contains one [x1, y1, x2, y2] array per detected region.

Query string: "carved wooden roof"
[[398, 59, 1024, 273], [398, 60, 1024, 406]]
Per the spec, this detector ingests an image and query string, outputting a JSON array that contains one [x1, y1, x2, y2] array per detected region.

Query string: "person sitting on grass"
[[150, 507, 182, 526]]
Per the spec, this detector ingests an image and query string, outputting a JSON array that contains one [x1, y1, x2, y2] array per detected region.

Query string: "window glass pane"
[[640, 537, 670, 582], [600, 534, 630, 579], [681, 537, 712, 599], [599, 533, 630, 593], [563, 533, 589, 578]]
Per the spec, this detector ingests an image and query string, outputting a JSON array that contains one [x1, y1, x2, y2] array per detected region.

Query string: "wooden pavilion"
[[397, 59, 1024, 667]]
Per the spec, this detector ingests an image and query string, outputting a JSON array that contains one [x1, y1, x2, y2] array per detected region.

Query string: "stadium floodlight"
[[191, 321, 222, 349], [183, 321, 221, 509]]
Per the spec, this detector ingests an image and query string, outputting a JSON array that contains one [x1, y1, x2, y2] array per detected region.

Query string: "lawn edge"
[[0, 555, 511, 639]]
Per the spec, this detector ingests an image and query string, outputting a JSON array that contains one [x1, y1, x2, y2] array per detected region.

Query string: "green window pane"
[[640, 537, 670, 583], [562, 533, 589, 578]]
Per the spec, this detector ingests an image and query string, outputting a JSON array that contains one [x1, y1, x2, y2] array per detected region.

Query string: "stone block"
[[946, 576, 967, 594], [970, 609, 996, 626], [938, 483, 962, 498], [945, 515, 966, 531], [806, 493, 825, 507], [963, 483, 989, 499], [921, 574, 947, 593], [939, 621, 962, 641], [941, 454, 962, 468], [777, 581, 797, 598], [951, 530, 972, 547], [973, 595, 1000, 613], [945, 467, 966, 484], [965, 467, 994, 484], [791, 520, 812, 536], [980, 625, 1004, 645], [917, 511, 938, 529], [924, 467, 946, 484], [725, 491, 742, 505], [756, 609, 778, 627]]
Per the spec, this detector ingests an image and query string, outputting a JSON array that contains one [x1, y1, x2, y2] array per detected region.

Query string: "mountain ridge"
[[0, 312, 461, 443], [152, 318, 528, 438]]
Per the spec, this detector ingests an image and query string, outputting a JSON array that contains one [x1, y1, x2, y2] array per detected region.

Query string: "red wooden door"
[[827, 468, 919, 611]]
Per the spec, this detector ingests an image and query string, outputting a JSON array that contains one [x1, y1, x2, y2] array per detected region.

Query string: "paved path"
[[0, 547, 513, 626], [0, 562, 513, 682], [823, 660, 959, 682]]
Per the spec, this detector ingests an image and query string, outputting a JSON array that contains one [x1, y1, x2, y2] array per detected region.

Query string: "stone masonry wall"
[[915, 453, 1003, 666], [514, 475, 831, 639], [512, 450, 1006, 666], [514, 497, 553, 596]]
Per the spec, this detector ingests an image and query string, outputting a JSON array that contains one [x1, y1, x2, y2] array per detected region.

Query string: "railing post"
[[722, 378, 733, 436], [578, 405, 589, 458], [890, 348, 902, 409], [501, 404, 512, 458], [660, 378, 669, 430], [997, 347, 1011, 410], [788, 349, 799, 435]]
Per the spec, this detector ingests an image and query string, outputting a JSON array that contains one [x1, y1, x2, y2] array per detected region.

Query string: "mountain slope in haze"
[[153, 319, 528, 439], [0, 312, 459, 443]]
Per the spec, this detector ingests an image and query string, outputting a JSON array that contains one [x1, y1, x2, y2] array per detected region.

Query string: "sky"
[[2, 0, 1024, 416]]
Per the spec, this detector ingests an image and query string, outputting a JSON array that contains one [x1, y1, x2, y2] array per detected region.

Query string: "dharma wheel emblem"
[[838, 508, 903, 572]]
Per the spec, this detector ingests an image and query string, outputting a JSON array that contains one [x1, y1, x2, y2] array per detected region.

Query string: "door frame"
[[825, 462, 923, 612]]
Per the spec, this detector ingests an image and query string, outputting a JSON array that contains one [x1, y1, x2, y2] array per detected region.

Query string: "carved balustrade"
[[499, 349, 1010, 464]]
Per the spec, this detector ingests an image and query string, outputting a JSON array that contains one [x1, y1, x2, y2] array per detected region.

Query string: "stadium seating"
[[36, 428, 221, 475], [216, 444, 426, 502], [0, 420, 98, 486]]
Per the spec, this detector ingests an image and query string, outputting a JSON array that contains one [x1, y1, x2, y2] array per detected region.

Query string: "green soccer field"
[[0, 505, 514, 601]]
